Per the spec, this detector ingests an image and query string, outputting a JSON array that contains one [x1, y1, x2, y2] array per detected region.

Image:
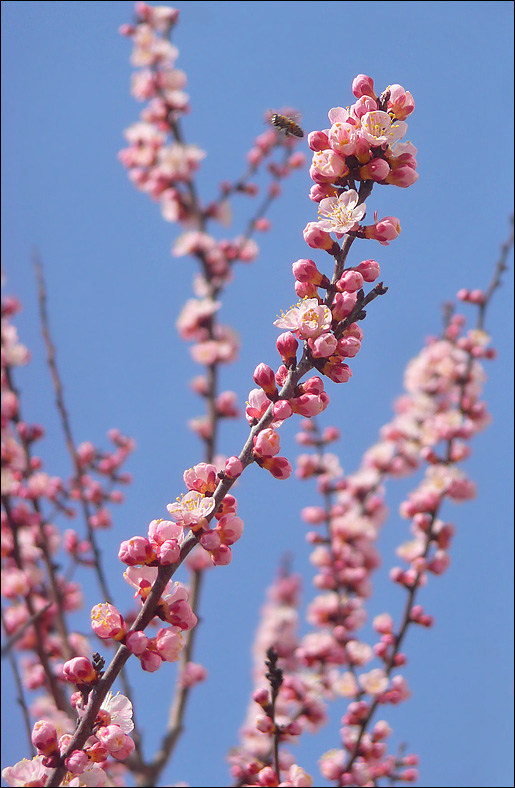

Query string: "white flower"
[[316, 190, 366, 234], [360, 110, 407, 147], [101, 691, 134, 733]]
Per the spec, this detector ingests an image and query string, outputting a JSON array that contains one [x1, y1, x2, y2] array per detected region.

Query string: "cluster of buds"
[[292, 289, 496, 784], [119, 3, 304, 290], [229, 572, 317, 786], [117, 460, 244, 577]]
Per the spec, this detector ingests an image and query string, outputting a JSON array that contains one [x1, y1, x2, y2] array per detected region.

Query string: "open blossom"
[[2, 756, 50, 786], [91, 603, 127, 640], [360, 110, 407, 147], [316, 189, 366, 235], [167, 490, 216, 529], [274, 298, 332, 340], [358, 668, 389, 695]]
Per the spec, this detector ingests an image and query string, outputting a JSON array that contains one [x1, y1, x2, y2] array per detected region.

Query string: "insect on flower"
[[269, 112, 304, 138]]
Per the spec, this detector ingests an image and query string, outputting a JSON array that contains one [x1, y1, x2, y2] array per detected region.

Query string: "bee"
[[269, 112, 304, 138]]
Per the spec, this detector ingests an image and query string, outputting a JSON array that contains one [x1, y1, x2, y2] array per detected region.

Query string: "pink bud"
[[260, 456, 292, 480], [274, 332, 299, 371], [253, 363, 278, 397], [303, 221, 335, 250], [255, 714, 273, 733], [336, 270, 364, 293], [364, 216, 401, 245], [385, 165, 418, 188], [126, 631, 149, 656], [352, 74, 377, 100], [210, 544, 233, 565], [118, 536, 156, 566], [307, 130, 330, 151], [63, 656, 97, 685], [200, 529, 222, 551], [157, 539, 181, 565], [356, 259, 380, 282], [294, 280, 319, 298], [331, 291, 357, 320], [65, 749, 89, 774], [140, 649, 162, 672], [32, 720, 58, 756], [155, 626, 184, 662], [272, 400, 293, 420], [253, 687, 269, 707], [253, 428, 281, 458], [359, 157, 390, 182], [225, 456, 243, 479], [292, 258, 326, 286]]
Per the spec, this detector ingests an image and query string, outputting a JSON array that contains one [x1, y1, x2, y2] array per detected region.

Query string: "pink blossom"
[[155, 626, 184, 662], [260, 456, 292, 480], [274, 298, 332, 340], [387, 83, 415, 120], [62, 656, 97, 685], [118, 535, 156, 565], [91, 603, 127, 641], [180, 661, 208, 688], [364, 215, 401, 245], [331, 291, 358, 321], [358, 668, 389, 695], [310, 149, 349, 183], [96, 725, 135, 760], [253, 428, 281, 458], [182, 463, 218, 494], [167, 490, 216, 529], [31, 721, 58, 756], [2, 755, 50, 787], [316, 190, 366, 235], [126, 630, 149, 656], [225, 456, 244, 479], [360, 111, 407, 147]]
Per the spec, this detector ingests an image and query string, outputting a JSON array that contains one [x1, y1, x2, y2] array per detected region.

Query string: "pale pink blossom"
[[96, 725, 135, 760], [358, 668, 389, 695], [274, 298, 332, 340], [167, 490, 216, 529], [360, 111, 407, 147], [316, 190, 366, 235], [2, 755, 49, 787], [155, 626, 184, 662]]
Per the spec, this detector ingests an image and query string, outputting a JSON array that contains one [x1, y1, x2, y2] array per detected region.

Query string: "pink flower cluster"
[[119, 3, 304, 289], [1, 288, 137, 785], [293, 297, 493, 784], [304, 75, 417, 249], [231, 271, 497, 786], [229, 570, 317, 786], [3, 689, 135, 785]]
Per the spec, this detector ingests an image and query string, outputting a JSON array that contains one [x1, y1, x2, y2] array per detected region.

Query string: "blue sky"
[[1, 2, 514, 787]]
